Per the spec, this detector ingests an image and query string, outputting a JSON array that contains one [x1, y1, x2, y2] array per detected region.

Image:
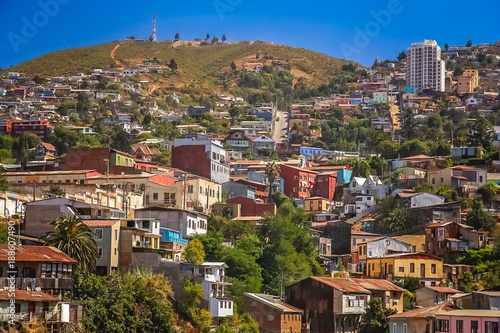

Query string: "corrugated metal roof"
[[388, 302, 453, 319], [245, 293, 303, 313], [0, 245, 77, 263], [438, 309, 500, 317], [357, 279, 405, 292], [310, 277, 403, 293], [426, 286, 460, 293], [83, 220, 121, 227], [0, 290, 59, 301]]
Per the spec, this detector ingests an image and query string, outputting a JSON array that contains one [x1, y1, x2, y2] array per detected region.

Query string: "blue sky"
[[1, 0, 499, 69]]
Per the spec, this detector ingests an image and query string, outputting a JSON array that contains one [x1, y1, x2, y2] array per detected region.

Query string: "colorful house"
[[365, 253, 443, 286], [434, 310, 500, 333], [388, 302, 453, 333]]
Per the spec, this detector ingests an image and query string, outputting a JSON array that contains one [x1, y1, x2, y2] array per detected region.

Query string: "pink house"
[[434, 310, 499, 333]]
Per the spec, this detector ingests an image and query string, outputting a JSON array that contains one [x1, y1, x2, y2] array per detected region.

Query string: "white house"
[[344, 194, 375, 215], [193, 262, 233, 319], [122, 68, 136, 76], [252, 135, 275, 151], [346, 175, 390, 199], [95, 92, 121, 101], [358, 236, 411, 273]]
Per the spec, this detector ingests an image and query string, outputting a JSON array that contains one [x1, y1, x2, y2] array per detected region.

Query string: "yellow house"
[[393, 235, 426, 253], [304, 197, 332, 213], [366, 253, 443, 286]]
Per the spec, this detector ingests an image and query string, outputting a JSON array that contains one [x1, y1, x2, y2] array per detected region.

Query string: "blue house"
[[300, 147, 325, 156], [250, 109, 273, 120], [160, 228, 189, 245], [404, 87, 416, 93]]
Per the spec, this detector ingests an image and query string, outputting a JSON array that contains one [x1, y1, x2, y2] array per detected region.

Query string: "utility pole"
[[183, 173, 187, 210], [104, 159, 110, 180], [279, 267, 284, 300]]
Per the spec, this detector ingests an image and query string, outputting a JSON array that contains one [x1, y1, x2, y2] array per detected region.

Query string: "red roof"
[[40, 142, 56, 151], [0, 246, 77, 263], [0, 290, 59, 302], [426, 286, 460, 293], [402, 155, 434, 160]]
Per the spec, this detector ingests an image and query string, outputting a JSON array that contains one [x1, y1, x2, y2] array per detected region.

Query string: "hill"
[[4, 40, 358, 87]]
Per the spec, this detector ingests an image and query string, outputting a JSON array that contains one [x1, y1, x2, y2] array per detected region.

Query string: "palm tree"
[[347, 159, 371, 178], [42, 215, 97, 273], [265, 161, 281, 203]]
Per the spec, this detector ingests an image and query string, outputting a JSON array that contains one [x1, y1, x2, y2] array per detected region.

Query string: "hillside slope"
[[5, 41, 358, 85]]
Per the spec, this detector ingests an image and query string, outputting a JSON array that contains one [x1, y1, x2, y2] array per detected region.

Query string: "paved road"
[[272, 111, 289, 143]]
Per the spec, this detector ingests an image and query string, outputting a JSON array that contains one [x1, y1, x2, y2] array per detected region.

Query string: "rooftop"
[[0, 290, 59, 302], [0, 246, 77, 263], [245, 293, 303, 313], [388, 302, 453, 319]]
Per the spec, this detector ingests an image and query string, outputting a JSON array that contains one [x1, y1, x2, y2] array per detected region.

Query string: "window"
[[435, 319, 449, 332], [114, 248, 117, 255], [188, 185, 193, 193], [94, 228, 103, 240], [485, 321, 498, 333], [471, 321, 478, 333], [393, 323, 397, 333], [399, 267, 404, 273], [97, 247, 103, 259], [267, 314, 274, 321], [153, 193, 158, 201], [456, 320, 463, 333], [403, 324, 407, 333], [115, 230, 118, 240], [410, 263, 415, 273], [431, 264, 436, 274]]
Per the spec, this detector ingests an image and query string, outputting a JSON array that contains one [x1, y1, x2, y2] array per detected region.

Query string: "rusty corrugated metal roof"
[[0, 245, 77, 263]]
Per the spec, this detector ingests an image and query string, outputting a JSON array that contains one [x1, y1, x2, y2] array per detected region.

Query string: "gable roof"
[[425, 286, 460, 293], [40, 142, 56, 151], [0, 245, 77, 263]]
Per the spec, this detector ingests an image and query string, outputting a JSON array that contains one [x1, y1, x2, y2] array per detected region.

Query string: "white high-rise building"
[[406, 39, 445, 92]]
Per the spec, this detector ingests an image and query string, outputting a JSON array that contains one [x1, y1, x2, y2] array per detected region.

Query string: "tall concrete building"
[[172, 138, 229, 184], [406, 39, 445, 92]]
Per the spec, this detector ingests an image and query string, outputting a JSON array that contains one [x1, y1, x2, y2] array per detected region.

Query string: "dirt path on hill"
[[111, 44, 123, 68]]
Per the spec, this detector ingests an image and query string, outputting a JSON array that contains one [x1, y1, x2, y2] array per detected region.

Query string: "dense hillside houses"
[[1, 36, 500, 332]]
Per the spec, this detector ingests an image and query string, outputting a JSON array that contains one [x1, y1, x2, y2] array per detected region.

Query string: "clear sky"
[[1, 0, 499, 69]]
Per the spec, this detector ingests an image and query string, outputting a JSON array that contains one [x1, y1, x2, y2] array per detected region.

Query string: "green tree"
[[458, 271, 480, 292], [468, 117, 495, 149], [348, 159, 371, 178], [465, 200, 497, 231], [205, 33, 210, 41], [184, 238, 206, 264], [380, 208, 412, 234], [264, 161, 281, 203], [358, 297, 396, 333], [151, 149, 172, 167], [43, 185, 66, 198], [73, 269, 175, 333], [169, 58, 178, 70], [444, 43, 449, 52], [0, 135, 14, 150], [179, 279, 212, 333], [110, 127, 131, 153], [0, 223, 8, 244], [466, 40, 472, 47], [231, 61, 237, 71], [435, 185, 458, 202], [478, 183, 500, 207], [0, 169, 9, 191], [175, 33, 180, 41], [41, 215, 97, 273], [397, 51, 406, 61], [222, 34, 227, 43]]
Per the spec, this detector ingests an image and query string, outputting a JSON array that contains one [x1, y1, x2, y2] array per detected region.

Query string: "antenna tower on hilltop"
[[151, 13, 157, 42]]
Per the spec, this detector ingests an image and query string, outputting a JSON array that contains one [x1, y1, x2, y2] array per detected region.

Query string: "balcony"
[[0, 277, 73, 290]]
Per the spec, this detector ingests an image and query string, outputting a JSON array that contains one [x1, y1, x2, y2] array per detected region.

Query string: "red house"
[[279, 165, 336, 200], [10, 119, 52, 140], [314, 172, 337, 201], [227, 196, 275, 217], [279, 164, 318, 199]]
